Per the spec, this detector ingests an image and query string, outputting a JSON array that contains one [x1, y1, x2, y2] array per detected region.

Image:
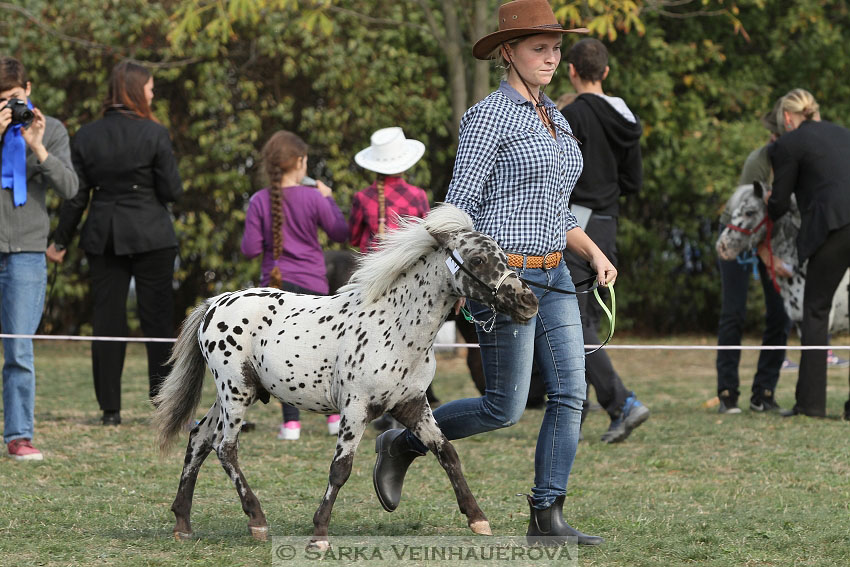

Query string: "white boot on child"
[[327, 414, 341, 436], [278, 420, 301, 440]]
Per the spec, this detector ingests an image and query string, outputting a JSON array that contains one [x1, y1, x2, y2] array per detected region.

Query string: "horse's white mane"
[[341, 203, 474, 304]]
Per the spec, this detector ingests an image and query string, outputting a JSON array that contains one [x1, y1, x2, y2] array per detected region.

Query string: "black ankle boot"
[[102, 410, 121, 426], [373, 429, 425, 512], [526, 494, 604, 546]]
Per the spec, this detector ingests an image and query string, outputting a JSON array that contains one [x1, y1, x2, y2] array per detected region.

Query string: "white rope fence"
[[1, 333, 847, 351]]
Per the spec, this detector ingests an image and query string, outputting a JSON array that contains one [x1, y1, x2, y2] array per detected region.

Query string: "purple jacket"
[[241, 185, 348, 294]]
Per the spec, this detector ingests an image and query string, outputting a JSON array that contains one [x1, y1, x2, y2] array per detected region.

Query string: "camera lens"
[[6, 99, 34, 128]]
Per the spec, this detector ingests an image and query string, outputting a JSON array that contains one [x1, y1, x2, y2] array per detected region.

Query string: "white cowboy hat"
[[354, 127, 425, 175]]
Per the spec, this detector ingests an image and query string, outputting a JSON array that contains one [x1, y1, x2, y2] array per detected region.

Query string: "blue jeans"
[[410, 261, 586, 508], [0, 253, 47, 443]]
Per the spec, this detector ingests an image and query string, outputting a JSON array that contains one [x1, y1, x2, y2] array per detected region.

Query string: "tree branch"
[[0, 2, 203, 68], [413, 0, 449, 44], [323, 1, 430, 34]]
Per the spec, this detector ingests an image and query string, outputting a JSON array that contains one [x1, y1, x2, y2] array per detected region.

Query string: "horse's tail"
[[153, 299, 210, 453]]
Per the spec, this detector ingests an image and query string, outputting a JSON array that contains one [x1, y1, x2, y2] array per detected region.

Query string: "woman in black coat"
[[48, 61, 182, 425], [767, 88, 850, 419]]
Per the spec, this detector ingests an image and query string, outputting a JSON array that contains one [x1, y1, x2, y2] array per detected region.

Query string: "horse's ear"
[[753, 180, 764, 199], [429, 229, 452, 248]]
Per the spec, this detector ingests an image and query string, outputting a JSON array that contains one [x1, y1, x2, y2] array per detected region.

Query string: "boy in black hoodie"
[[561, 38, 649, 443]]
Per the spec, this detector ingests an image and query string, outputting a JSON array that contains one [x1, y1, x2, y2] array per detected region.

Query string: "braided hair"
[[260, 131, 309, 288], [376, 175, 387, 237]]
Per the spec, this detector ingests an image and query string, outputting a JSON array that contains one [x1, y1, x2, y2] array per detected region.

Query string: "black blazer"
[[768, 120, 850, 262], [54, 108, 182, 255]]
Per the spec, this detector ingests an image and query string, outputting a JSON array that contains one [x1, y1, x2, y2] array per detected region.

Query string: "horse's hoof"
[[470, 520, 492, 535], [308, 539, 330, 551], [249, 525, 269, 541], [174, 530, 194, 541]]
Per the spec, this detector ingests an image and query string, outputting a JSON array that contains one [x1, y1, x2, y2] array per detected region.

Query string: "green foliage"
[[3, 0, 850, 334]]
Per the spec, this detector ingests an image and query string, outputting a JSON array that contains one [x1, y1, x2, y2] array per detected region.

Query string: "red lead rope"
[[725, 215, 780, 293]]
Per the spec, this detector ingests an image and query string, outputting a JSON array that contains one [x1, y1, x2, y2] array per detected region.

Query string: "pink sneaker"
[[327, 414, 341, 436], [7, 439, 44, 461], [277, 421, 301, 441]]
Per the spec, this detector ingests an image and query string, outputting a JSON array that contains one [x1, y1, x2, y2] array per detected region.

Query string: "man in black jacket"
[[561, 38, 649, 443]]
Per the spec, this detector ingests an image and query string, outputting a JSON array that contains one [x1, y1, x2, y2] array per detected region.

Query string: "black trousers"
[[796, 223, 850, 416], [88, 246, 177, 412], [716, 256, 789, 402], [564, 214, 631, 420]]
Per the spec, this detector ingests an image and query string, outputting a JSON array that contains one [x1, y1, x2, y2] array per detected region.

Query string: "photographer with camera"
[[1, 56, 79, 461]]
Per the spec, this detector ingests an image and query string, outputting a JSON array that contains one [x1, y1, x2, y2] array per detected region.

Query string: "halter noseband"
[[725, 214, 769, 236]]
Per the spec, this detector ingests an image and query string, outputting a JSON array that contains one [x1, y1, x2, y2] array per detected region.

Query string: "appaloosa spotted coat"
[[153, 204, 538, 548], [716, 182, 849, 333]]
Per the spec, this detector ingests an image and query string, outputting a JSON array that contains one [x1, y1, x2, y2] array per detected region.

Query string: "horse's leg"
[[171, 400, 222, 540], [398, 398, 491, 536], [310, 410, 369, 550], [215, 394, 268, 540]]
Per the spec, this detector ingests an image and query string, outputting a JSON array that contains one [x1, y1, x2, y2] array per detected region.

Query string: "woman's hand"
[[565, 227, 618, 286], [757, 242, 792, 278], [592, 256, 618, 287], [45, 243, 67, 264], [316, 180, 333, 198]]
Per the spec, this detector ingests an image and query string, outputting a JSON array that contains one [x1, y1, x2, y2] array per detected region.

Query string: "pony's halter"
[[448, 250, 517, 302], [725, 214, 769, 236], [725, 214, 782, 293]]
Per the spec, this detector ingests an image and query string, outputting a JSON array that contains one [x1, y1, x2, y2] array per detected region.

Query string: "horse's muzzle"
[[504, 284, 539, 324]]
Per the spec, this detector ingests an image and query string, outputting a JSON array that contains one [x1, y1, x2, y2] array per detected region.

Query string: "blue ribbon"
[[1, 98, 34, 207]]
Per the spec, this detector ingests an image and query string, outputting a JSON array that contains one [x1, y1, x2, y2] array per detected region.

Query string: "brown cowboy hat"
[[472, 0, 588, 60]]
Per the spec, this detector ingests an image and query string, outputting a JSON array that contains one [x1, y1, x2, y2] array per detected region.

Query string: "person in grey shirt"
[[715, 98, 790, 414], [0, 56, 78, 461]]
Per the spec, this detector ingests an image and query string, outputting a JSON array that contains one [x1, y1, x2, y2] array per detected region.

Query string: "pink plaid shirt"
[[349, 176, 430, 252]]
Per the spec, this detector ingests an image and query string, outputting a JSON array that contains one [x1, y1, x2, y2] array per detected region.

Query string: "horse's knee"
[[328, 453, 354, 487]]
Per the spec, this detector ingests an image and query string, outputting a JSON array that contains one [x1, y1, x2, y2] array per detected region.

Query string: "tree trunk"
[[471, 0, 492, 105], [440, 0, 468, 135]]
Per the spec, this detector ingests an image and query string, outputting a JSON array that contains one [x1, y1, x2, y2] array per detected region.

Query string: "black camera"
[[4, 98, 34, 128]]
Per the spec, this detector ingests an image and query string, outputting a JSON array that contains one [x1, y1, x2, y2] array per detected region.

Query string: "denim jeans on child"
[[0, 252, 47, 443], [408, 260, 586, 509]]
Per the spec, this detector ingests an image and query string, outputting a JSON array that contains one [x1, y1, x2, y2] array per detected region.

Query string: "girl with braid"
[[241, 130, 348, 439], [351, 127, 431, 432], [350, 127, 429, 253]]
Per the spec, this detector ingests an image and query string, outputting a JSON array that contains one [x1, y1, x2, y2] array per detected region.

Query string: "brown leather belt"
[[506, 251, 562, 269]]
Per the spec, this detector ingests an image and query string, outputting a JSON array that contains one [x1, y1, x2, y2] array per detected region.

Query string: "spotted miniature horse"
[[153, 204, 539, 548], [715, 181, 849, 333]]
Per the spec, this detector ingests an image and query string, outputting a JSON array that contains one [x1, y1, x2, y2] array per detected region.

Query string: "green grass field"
[[1, 338, 849, 566]]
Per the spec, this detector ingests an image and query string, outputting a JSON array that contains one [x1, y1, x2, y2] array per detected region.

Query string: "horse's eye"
[[744, 210, 756, 217], [470, 257, 484, 267]]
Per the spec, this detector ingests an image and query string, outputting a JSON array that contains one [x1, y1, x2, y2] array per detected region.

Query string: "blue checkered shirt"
[[445, 81, 583, 256]]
